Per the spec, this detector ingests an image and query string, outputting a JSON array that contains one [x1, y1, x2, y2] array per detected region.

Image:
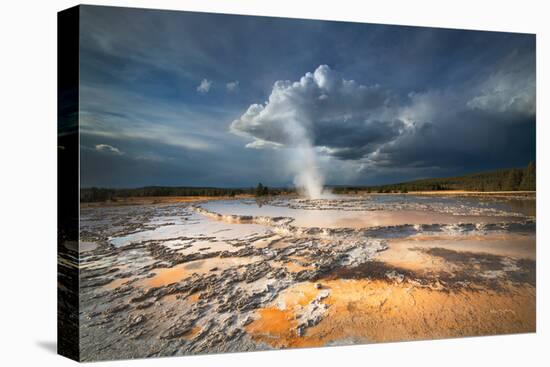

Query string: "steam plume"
[[281, 116, 326, 198]]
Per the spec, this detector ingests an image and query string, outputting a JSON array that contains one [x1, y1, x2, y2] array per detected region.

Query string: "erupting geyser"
[[281, 115, 329, 199], [230, 66, 342, 199], [291, 145, 325, 199]]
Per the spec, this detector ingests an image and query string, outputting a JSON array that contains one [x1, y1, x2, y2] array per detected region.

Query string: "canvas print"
[[58, 5, 536, 362]]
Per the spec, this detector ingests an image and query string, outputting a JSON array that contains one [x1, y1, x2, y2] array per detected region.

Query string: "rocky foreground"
[[78, 196, 536, 361]]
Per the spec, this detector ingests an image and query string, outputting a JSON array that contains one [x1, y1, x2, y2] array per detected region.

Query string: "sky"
[[79, 5, 536, 188]]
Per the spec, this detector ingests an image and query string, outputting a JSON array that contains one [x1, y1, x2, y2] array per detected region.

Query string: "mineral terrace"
[[78, 194, 536, 361]]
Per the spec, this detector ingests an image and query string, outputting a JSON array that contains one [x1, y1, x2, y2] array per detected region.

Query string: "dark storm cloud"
[[371, 109, 535, 173], [362, 48, 536, 174], [231, 50, 535, 177], [314, 119, 405, 155], [78, 5, 535, 187]]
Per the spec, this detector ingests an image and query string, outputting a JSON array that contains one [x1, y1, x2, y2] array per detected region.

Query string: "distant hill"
[[333, 162, 536, 194]]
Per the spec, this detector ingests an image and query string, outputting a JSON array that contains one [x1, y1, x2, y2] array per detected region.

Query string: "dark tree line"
[[80, 184, 288, 203], [80, 186, 247, 203], [333, 162, 536, 194], [255, 183, 269, 197]]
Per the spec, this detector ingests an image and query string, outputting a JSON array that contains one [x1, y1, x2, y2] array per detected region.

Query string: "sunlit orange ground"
[[142, 257, 259, 288], [246, 280, 535, 348]]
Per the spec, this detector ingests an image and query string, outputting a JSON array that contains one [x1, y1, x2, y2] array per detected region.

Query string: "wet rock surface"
[[269, 195, 534, 218], [79, 196, 536, 361]]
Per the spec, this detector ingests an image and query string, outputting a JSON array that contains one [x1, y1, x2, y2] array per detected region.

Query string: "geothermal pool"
[[78, 194, 536, 361], [201, 195, 532, 228]]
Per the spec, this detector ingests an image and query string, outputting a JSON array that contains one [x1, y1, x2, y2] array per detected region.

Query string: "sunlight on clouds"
[[83, 124, 214, 151], [95, 144, 123, 155]]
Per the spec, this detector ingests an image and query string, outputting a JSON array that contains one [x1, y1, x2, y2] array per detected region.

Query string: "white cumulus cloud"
[[226, 81, 239, 91], [95, 144, 123, 155], [230, 64, 401, 159], [196, 79, 212, 94]]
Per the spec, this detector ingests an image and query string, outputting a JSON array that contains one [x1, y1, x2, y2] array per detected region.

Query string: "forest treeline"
[[333, 162, 536, 194]]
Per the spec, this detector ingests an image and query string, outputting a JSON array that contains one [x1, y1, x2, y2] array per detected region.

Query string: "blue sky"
[[79, 5, 535, 188]]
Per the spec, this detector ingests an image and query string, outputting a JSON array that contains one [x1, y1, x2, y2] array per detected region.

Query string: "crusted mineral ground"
[[79, 194, 535, 361]]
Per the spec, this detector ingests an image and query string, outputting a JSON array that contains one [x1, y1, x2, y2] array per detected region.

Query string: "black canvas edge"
[[57, 5, 81, 362]]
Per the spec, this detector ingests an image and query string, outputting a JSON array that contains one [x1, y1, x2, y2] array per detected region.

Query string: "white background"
[[1, 0, 548, 365]]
